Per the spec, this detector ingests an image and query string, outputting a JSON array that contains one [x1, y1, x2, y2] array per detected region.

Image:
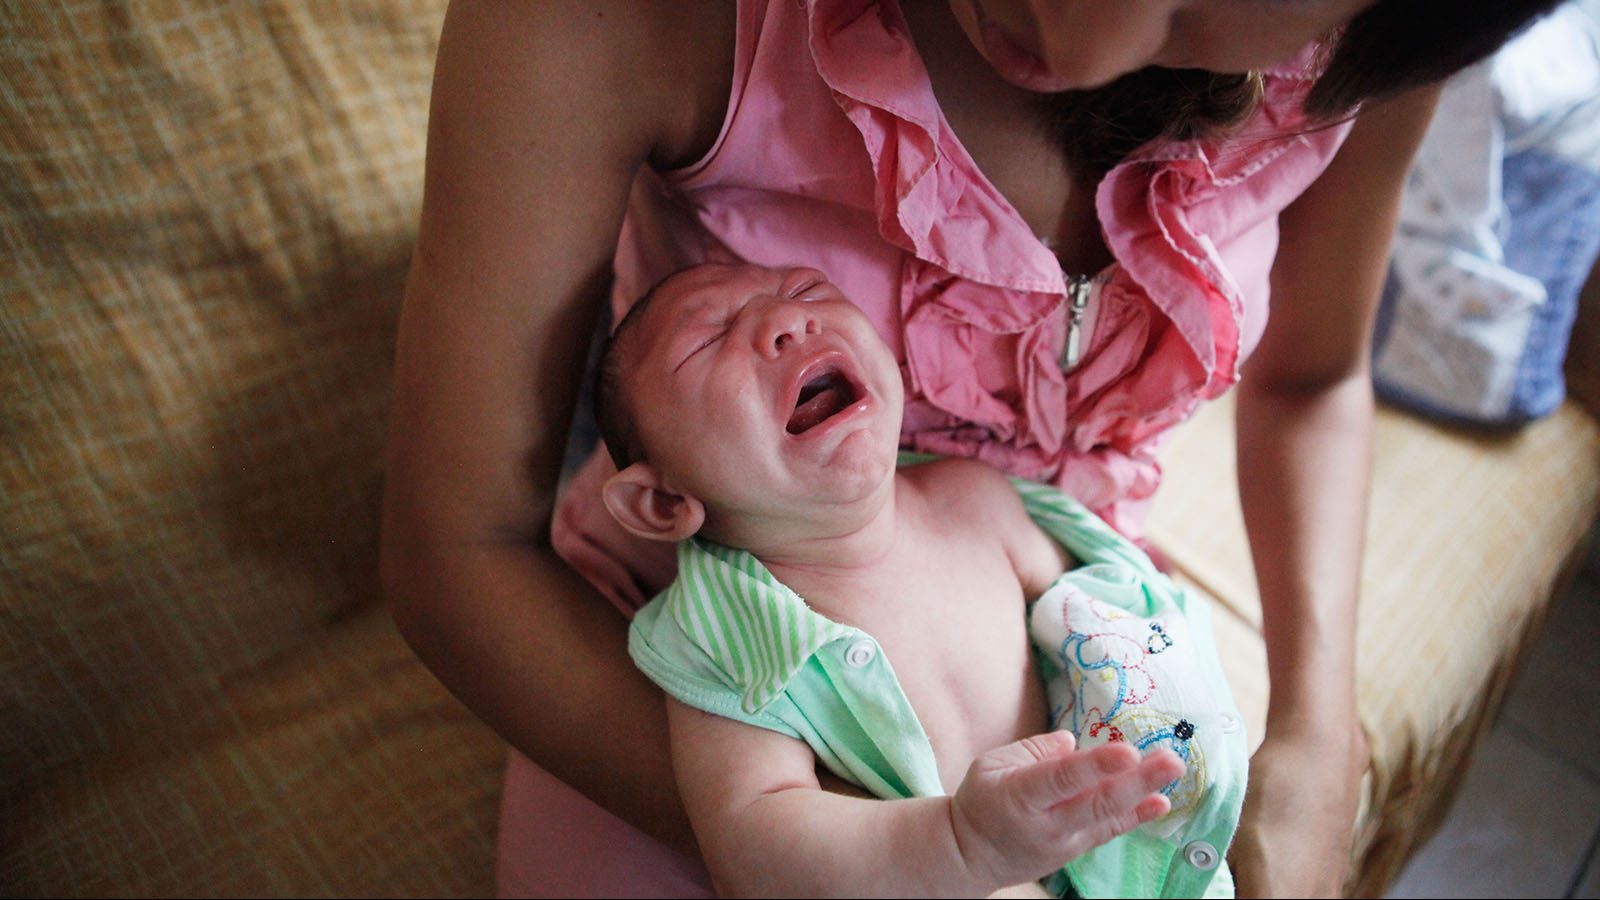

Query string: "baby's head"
[[594, 263, 904, 550]]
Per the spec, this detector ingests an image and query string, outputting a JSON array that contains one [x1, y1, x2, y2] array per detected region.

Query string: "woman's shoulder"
[[436, 0, 737, 169]]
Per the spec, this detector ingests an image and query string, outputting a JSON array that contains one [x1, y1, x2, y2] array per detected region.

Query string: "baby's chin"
[[810, 429, 900, 498]]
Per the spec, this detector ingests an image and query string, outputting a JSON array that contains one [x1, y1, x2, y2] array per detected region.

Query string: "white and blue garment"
[[1374, 0, 1600, 426]]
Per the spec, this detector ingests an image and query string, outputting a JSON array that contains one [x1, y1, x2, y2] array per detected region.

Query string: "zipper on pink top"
[[1060, 272, 1106, 373]]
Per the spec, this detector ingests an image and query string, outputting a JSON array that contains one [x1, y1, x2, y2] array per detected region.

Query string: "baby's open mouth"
[[786, 366, 860, 435]]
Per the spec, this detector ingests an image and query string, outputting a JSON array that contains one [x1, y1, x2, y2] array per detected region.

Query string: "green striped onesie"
[[629, 474, 1246, 898]]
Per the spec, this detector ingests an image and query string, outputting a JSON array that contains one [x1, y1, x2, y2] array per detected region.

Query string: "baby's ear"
[[601, 463, 706, 543]]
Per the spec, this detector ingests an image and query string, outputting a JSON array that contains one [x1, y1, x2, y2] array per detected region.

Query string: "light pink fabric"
[[511, 0, 1355, 895], [496, 751, 713, 898]]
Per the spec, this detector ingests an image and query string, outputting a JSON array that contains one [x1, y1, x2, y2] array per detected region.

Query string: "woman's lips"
[[972, 3, 1079, 92]]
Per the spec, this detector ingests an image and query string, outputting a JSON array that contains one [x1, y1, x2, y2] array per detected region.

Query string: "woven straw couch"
[[5, 3, 1598, 896]]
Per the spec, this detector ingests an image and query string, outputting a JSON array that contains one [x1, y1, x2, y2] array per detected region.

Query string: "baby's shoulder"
[[903, 460, 1074, 594], [903, 458, 1030, 527]]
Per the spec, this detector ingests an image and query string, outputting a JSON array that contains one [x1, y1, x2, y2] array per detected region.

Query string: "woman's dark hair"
[[1047, 0, 1564, 177], [1305, 0, 1563, 117]]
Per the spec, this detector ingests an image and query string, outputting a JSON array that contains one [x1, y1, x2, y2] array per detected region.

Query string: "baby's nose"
[[756, 300, 820, 357]]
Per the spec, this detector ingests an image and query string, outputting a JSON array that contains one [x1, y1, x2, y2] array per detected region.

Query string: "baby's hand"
[[950, 730, 1185, 891]]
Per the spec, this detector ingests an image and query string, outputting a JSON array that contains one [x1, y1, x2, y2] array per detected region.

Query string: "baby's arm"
[[667, 699, 1183, 897]]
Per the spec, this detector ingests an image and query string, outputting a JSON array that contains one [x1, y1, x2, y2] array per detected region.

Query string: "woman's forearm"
[[382, 533, 697, 855], [1237, 83, 1441, 737], [1234, 373, 1373, 734]]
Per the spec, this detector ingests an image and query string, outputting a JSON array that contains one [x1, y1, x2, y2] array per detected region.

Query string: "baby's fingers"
[[951, 740, 1186, 888], [994, 736, 1147, 811], [1053, 748, 1186, 848]]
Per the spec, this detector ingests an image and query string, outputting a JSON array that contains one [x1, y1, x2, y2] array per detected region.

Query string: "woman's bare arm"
[[1229, 82, 1441, 898], [379, 0, 733, 853]]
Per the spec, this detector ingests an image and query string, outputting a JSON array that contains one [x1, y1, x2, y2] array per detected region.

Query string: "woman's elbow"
[[378, 518, 432, 641], [376, 486, 460, 644]]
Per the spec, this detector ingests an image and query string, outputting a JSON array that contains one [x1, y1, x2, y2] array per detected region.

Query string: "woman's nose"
[[755, 300, 820, 357]]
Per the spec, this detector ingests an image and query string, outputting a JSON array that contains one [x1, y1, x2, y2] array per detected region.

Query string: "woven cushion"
[[1146, 393, 1600, 896], [0, 2, 510, 895], [1, 608, 506, 896]]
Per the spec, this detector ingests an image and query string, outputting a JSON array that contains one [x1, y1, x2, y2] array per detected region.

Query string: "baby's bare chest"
[[832, 549, 1050, 791]]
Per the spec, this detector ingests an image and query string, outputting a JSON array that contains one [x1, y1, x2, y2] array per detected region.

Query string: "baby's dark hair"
[[593, 276, 671, 472]]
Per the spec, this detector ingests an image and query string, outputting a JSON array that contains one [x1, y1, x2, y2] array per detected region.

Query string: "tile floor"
[[1385, 523, 1600, 899]]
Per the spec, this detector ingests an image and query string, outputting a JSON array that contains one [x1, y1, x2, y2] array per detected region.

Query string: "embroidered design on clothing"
[[1042, 581, 1209, 821]]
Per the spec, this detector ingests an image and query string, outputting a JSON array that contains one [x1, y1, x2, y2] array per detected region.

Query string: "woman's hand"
[[551, 448, 680, 611], [1229, 724, 1367, 898]]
